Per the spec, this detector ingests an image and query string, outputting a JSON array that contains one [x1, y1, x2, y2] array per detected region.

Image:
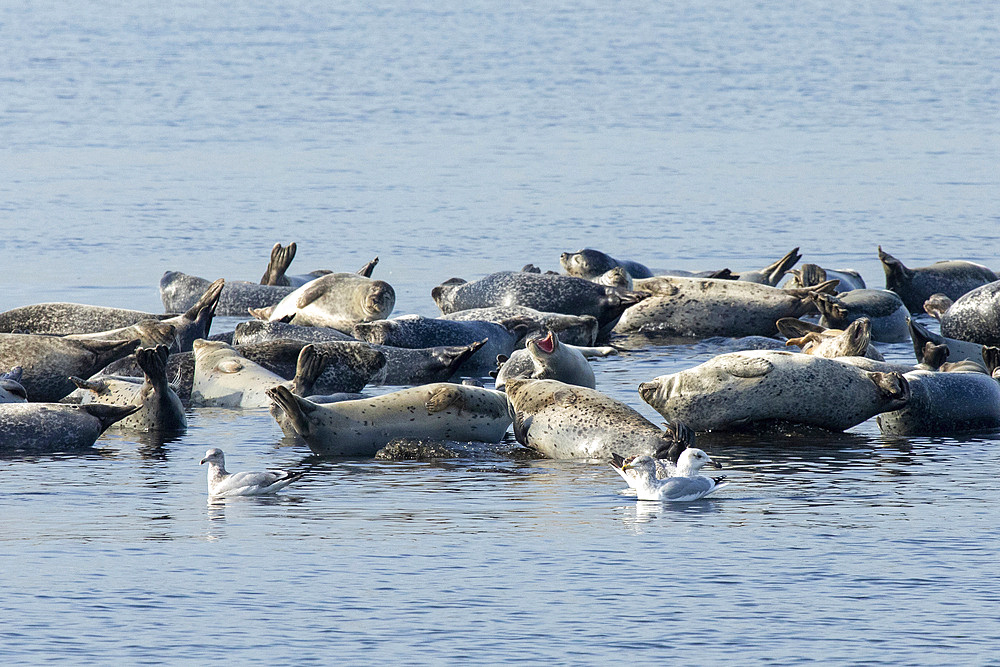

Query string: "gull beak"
[[711, 460, 723, 469], [200, 457, 208, 465]]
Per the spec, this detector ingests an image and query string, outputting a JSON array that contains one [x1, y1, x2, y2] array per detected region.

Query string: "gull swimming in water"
[[610, 447, 728, 502], [199, 448, 304, 497], [610, 421, 696, 481]]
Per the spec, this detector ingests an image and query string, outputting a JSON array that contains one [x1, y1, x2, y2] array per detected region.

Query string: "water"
[[3, 1, 1000, 663]]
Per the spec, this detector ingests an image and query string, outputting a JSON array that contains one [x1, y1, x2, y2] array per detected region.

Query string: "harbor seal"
[[0, 335, 140, 402], [776, 317, 884, 360], [0, 403, 139, 453], [734, 247, 802, 286], [0, 367, 27, 403], [876, 369, 1000, 436], [440, 305, 599, 346], [160, 271, 295, 316], [232, 319, 355, 345], [248, 273, 396, 334], [595, 267, 633, 291], [924, 282, 1000, 347], [69, 345, 187, 431], [878, 246, 998, 313], [614, 275, 836, 338], [559, 248, 654, 280], [493, 330, 595, 391], [267, 383, 512, 457], [260, 242, 379, 287], [431, 271, 647, 340], [908, 319, 985, 366], [812, 289, 909, 342], [503, 378, 691, 459], [638, 350, 910, 432], [783, 263, 866, 293]]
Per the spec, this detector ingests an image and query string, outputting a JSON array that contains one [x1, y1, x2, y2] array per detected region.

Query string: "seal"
[[876, 369, 1000, 435], [493, 330, 595, 391], [811, 289, 909, 342], [783, 263, 866, 293], [0, 334, 140, 402], [66, 320, 177, 350], [232, 319, 355, 345], [559, 248, 654, 280], [733, 247, 802, 286], [614, 275, 837, 337], [267, 383, 512, 457], [260, 242, 379, 287], [69, 345, 187, 432], [924, 282, 1000, 347], [638, 350, 910, 432], [440, 305, 598, 347], [503, 378, 694, 459], [595, 266, 633, 291], [160, 271, 295, 316], [0, 402, 139, 453], [248, 273, 396, 334], [878, 246, 998, 313], [0, 367, 27, 403], [776, 317, 884, 360], [431, 271, 647, 340], [908, 319, 984, 365]]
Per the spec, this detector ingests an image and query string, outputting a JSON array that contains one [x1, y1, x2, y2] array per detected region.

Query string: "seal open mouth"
[[535, 332, 556, 354]]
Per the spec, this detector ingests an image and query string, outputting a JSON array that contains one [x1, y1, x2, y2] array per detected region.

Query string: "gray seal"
[[431, 271, 647, 340], [249, 273, 395, 334], [161, 271, 295, 316], [260, 242, 378, 287], [776, 317, 884, 361], [812, 289, 909, 342], [783, 263, 866, 293], [924, 282, 1000, 347], [0, 402, 139, 453], [876, 369, 1000, 436], [493, 330, 595, 391], [734, 247, 802, 286], [908, 318, 984, 365], [638, 350, 910, 432], [879, 246, 998, 313], [69, 345, 187, 432], [503, 378, 692, 459], [559, 248, 654, 280], [267, 383, 512, 457], [440, 305, 598, 347]]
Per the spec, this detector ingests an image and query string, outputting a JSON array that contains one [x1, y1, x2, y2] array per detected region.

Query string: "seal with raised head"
[[812, 289, 909, 342], [615, 275, 837, 338], [503, 378, 692, 459], [924, 282, 1000, 347], [440, 305, 598, 347], [783, 263, 866, 293], [249, 273, 395, 334], [559, 248, 654, 280], [431, 271, 647, 340], [878, 246, 998, 314], [493, 330, 595, 391], [777, 317, 884, 360], [267, 383, 512, 457], [876, 369, 1000, 436], [69, 345, 187, 432], [638, 350, 910, 432], [0, 402, 139, 453]]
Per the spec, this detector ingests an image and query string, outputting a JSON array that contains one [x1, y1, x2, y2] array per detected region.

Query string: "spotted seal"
[[559, 248, 654, 280], [638, 350, 910, 432], [776, 317, 884, 360], [924, 282, 1000, 347], [876, 369, 1000, 436], [431, 271, 647, 340], [267, 383, 512, 457], [69, 345, 187, 431], [878, 247, 998, 313], [440, 305, 598, 346], [0, 403, 139, 452], [811, 289, 909, 342], [783, 263, 866, 293], [248, 273, 395, 334], [493, 331, 595, 391]]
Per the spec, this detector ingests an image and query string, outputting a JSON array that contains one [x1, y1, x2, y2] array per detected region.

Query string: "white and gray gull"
[[610, 447, 728, 502], [199, 448, 304, 497]]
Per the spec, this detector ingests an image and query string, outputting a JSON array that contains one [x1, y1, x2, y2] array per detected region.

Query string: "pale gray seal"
[[503, 378, 692, 459], [0, 367, 27, 403], [876, 369, 1000, 436], [161, 271, 294, 316], [559, 248, 654, 280], [0, 402, 139, 452], [924, 282, 1000, 347], [0, 335, 140, 402], [260, 242, 378, 287], [249, 273, 396, 334], [879, 246, 998, 313], [440, 305, 599, 347], [638, 350, 910, 432], [734, 247, 802, 286], [595, 267, 633, 291], [493, 330, 595, 391], [812, 289, 909, 342], [783, 263, 866, 293], [69, 345, 187, 432], [615, 275, 836, 337], [431, 271, 647, 340], [776, 317, 884, 361], [267, 383, 512, 457]]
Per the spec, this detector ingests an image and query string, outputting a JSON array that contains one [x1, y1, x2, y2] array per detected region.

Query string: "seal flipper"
[[878, 246, 915, 290], [706, 268, 737, 280], [654, 421, 696, 463], [261, 242, 297, 286], [80, 403, 141, 432], [181, 278, 224, 325], [920, 342, 949, 370], [290, 344, 330, 397], [511, 410, 533, 447], [248, 305, 276, 321], [982, 346, 1000, 378], [356, 256, 379, 278], [295, 279, 331, 309], [776, 317, 827, 340], [266, 385, 315, 438], [867, 371, 910, 409], [760, 247, 802, 286], [426, 385, 464, 413], [908, 318, 941, 362], [135, 344, 171, 389], [811, 292, 848, 322], [70, 376, 107, 394], [923, 293, 953, 320]]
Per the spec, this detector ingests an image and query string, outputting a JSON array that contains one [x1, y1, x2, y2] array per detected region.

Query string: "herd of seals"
[[3, 242, 1000, 499]]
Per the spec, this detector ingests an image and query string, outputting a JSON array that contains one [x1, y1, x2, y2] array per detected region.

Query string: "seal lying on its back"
[[493, 330, 595, 391], [924, 282, 1000, 347], [638, 350, 910, 432], [878, 246, 998, 313], [267, 383, 512, 457], [777, 317, 884, 361], [876, 369, 1000, 436], [259, 242, 380, 287], [0, 403, 138, 453], [812, 289, 909, 343], [249, 273, 396, 334], [503, 378, 691, 460], [440, 305, 599, 347], [431, 271, 647, 340], [559, 248, 654, 280], [783, 263, 866, 293]]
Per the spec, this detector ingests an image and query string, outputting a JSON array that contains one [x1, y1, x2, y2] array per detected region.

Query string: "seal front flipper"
[[425, 385, 464, 413], [511, 410, 533, 447], [655, 421, 696, 463], [261, 242, 297, 286], [70, 376, 107, 393], [356, 256, 379, 278]]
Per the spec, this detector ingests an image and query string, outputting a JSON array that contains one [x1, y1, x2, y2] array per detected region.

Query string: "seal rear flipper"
[[425, 385, 464, 413], [810, 293, 847, 322], [81, 403, 141, 432], [290, 344, 330, 397], [920, 342, 949, 370], [260, 242, 296, 286], [85, 338, 143, 369], [877, 246, 914, 288], [499, 316, 535, 342], [70, 376, 106, 393], [266, 385, 315, 437], [760, 247, 802, 286], [908, 318, 940, 362], [655, 421, 696, 463], [521, 263, 542, 273], [776, 317, 827, 340], [787, 263, 828, 288], [706, 268, 737, 280], [135, 344, 172, 388], [182, 278, 224, 324], [356, 256, 379, 278]]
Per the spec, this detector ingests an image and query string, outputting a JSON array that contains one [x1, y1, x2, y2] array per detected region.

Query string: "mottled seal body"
[[233, 320, 355, 345], [777, 318, 884, 361], [503, 378, 685, 459], [70, 346, 187, 432], [639, 350, 910, 432], [928, 281, 1000, 346], [0, 403, 138, 452], [813, 289, 909, 343], [267, 383, 512, 457], [879, 247, 998, 313], [494, 331, 595, 391], [784, 263, 866, 293], [615, 275, 833, 337], [559, 248, 654, 280], [440, 305, 598, 346], [160, 271, 295, 316], [431, 271, 646, 340], [0, 303, 170, 335], [251, 273, 395, 334], [876, 370, 1000, 436]]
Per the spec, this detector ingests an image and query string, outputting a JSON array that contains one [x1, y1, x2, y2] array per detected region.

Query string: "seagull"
[[610, 448, 728, 502], [610, 421, 696, 482], [199, 448, 304, 498]]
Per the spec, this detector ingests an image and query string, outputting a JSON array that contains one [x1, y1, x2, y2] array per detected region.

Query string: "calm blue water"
[[3, 1, 1000, 663]]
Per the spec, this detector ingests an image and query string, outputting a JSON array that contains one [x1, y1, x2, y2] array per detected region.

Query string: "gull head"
[[200, 448, 225, 466], [621, 455, 658, 477], [675, 448, 722, 475]]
